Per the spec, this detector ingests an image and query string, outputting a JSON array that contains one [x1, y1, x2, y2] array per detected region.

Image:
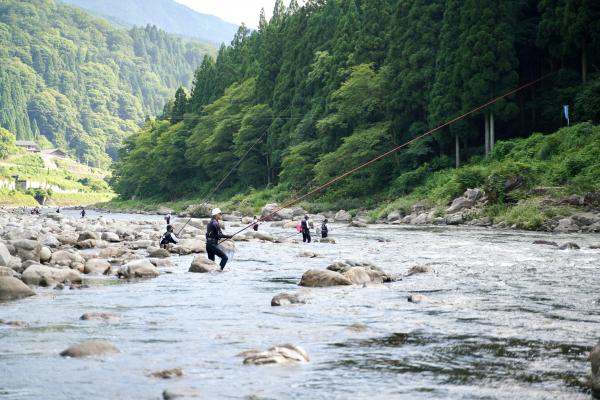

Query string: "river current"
[[1, 212, 599, 399]]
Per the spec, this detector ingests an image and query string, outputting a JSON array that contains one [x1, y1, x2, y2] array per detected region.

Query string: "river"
[[1, 213, 599, 399]]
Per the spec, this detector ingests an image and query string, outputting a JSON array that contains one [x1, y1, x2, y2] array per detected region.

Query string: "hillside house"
[[15, 140, 41, 153]]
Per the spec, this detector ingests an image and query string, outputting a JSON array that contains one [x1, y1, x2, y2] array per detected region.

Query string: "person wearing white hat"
[[205, 207, 232, 270]]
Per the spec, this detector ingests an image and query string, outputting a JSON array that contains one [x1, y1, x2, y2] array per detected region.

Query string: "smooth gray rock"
[[77, 231, 99, 241], [299, 269, 352, 287], [334, 210, 352, 222], [0, 276, 35, 301], [118, 259, 160, 279], [60, 340, 119, 358], [84, 259, 112, 274], [12, 240, 41, 262], [101, 232, 121, 242], [271, 292, 305, 306], [242, 344, 309, 365], [188, 256, 219, 273], [22, 264, 81, 286], [0, 243, 11, 266]]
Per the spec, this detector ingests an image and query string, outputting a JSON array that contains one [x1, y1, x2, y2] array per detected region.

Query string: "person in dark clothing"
[[321, 218, 329, 238], [80, 208, 86, 218], [160, 224, 178, 249], [165, 213, 171, 225], [301, 215, 311, 243], [206, 208, 232, 270], [252, 215, 259, 231]]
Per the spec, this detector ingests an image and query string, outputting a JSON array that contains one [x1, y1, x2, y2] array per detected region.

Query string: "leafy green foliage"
[[0, 128, 16, 159], [112, 0, 600, 209]]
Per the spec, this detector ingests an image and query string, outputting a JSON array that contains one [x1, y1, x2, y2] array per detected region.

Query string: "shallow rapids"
[[1, 214, 599, 399]]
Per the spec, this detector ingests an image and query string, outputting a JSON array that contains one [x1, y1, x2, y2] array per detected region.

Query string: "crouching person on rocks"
[[206, 208, 232, 270], [160, 225, 178, 249]]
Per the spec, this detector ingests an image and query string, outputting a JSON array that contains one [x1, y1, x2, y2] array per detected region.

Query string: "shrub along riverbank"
[[100, 123, 600, 232]]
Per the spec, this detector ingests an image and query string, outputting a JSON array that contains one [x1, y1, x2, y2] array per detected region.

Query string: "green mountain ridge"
[[0, 0, 214, 167], [59, 0, 240, 45]]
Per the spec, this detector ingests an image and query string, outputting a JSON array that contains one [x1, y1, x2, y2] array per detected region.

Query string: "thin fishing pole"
[[220, 71, 556, 244], [175, 129, 268, 236]]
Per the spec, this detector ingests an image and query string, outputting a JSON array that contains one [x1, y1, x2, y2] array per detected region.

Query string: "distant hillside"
[[0, 0, 214, 167], [60, 0, 239, 45]]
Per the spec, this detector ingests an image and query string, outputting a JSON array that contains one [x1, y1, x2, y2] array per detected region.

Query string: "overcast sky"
[[174, 0, 277, 28]]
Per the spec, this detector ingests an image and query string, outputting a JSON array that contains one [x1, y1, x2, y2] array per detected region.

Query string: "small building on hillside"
[[42, 148, 68, 159], [15, 140, 41, 153]]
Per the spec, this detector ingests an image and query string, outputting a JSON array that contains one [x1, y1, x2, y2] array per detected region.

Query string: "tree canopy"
[[113, 0, 600, 202]]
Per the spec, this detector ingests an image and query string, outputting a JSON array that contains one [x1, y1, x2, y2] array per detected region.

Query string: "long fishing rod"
[[220, 71, 556, 244], [175, 129, 268, 236]]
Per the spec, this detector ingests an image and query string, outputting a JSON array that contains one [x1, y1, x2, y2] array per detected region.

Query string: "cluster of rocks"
[[383, 188, 600, 233], [0, 209, 217, 301], [299, 260, 393, 287]]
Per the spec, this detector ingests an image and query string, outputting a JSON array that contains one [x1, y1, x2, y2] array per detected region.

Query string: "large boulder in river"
[[148, 248, 171, 258], [12, 240, 41, 262], [101, 232, 121, 242], [0, 276, 35, 301], [334, 210, 352, 222], [84, 259, 112, 275], [60, 340, 119, 358], [0, 243, 11, 267], [189, 256, 219, 273], [299, 269, 352, 287], [241, 344, 309, 365], [326, 261, 392, 284], [261, 203, 294, 221], [271, 292, 305, 306], [21, 264, 82, 286], [51, 249, 85, 268], [117, 259, 159, 279], [245, 230, 276, 242], [77, 231, 99, 241]]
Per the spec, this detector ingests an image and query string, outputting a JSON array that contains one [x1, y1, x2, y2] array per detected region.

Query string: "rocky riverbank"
[[94, 186, 600, 235]]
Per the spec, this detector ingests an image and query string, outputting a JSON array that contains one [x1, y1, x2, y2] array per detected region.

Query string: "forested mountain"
[[60, 0, 239, 45], [112, 0, 600, 204], [0, 0, 213, 166]]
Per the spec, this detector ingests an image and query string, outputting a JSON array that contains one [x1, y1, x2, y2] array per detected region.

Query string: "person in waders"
[[301, 215, 311, 243], [206, 208, 232, 270], [321, 218, 329, 238], [165, 213, 171, 225], [252, 215, 259, 231], [80, 208, 86, 218], [160, 224, 178, 249]]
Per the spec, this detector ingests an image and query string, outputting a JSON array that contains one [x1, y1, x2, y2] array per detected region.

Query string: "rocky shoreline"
[[93, 187, 600, 234]]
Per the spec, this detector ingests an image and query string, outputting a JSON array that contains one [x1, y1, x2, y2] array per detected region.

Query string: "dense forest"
[[0, 0, 213, 167], [112, 0, 600, 205]]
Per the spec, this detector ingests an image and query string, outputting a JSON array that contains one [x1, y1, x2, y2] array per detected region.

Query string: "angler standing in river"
[[206, 208, 232, 270], [301, 214, 311, 243]]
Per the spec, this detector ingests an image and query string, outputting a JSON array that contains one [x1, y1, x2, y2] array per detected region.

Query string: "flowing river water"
[[1, 212, 599, 399]]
